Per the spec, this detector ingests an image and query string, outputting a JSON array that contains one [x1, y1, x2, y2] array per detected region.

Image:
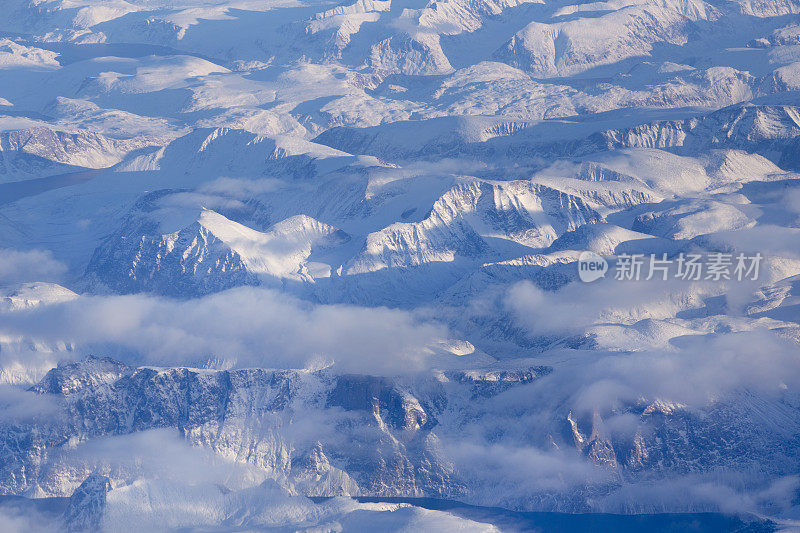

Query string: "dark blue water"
[[311, 496, 778, 532], [0, 493, 778, 531]]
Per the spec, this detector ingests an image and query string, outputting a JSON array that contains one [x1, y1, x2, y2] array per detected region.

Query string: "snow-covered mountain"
[[6, 355, 798, 516], [1, 0, 800, 529]]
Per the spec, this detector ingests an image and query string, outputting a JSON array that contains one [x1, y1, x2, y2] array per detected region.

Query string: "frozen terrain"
[[1, 0, 800, 530]]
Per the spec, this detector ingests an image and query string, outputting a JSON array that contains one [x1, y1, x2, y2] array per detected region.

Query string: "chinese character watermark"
[[578, 252, 762, 283]]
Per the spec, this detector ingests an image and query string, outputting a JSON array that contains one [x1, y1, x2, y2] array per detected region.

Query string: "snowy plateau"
[[1, 0, 800, 530]]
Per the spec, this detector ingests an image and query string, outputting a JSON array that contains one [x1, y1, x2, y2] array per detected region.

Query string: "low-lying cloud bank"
[[0, 248, 65, 286], [504, 279, 800, 412], [0, 286, 453, 379]]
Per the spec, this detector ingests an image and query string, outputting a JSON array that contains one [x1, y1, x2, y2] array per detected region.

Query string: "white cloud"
[[0, 287, 452, 375], [504, 278, 800, 412], [0, 249, 66, 287], [505, 278, 713, 337], [0, 508, 58, 533], [0, 385, 60, 423], [198, 177, 284, 198]]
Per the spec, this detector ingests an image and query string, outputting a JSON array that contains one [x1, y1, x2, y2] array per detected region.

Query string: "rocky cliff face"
[[4, 357, 460, 499], [2, 355, 798, 515], [63, 473, 111, 532]]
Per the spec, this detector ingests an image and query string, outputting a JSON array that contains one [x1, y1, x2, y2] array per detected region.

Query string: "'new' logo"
[[577, 251, 608, 283]]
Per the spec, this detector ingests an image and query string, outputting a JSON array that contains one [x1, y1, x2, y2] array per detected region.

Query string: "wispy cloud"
[[0, 287, 452, 375], [0, 249, 65, 287]]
